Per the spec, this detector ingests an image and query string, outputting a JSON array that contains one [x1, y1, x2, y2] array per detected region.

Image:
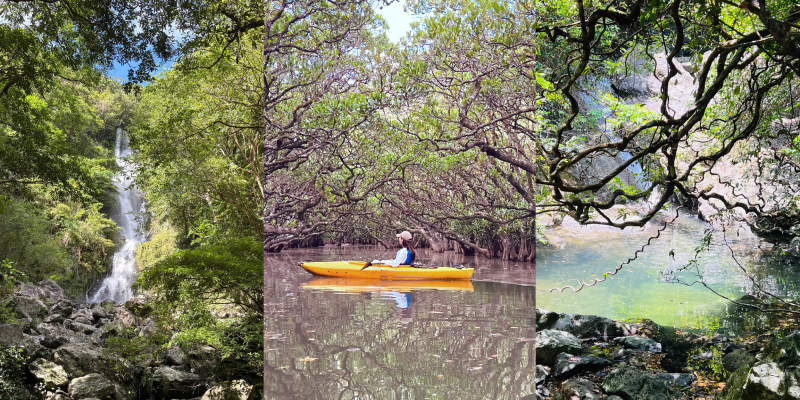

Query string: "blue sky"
[[107, 3, 414, 81]]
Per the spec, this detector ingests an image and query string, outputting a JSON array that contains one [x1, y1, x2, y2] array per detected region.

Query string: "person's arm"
[[372, 249, 408, 268]]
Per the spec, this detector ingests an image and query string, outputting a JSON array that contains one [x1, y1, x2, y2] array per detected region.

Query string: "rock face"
[[535, 329, 583, 365], [68, 373, 115, 399], [553, 353, 612, 379], [602, 365, 670, 400], [53, 343, 105, 378], [29, 358, 69, 390], [154, 366, 203, 399]]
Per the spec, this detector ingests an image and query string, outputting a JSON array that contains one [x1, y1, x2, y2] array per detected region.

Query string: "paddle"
[[347, 260, 389, 270]]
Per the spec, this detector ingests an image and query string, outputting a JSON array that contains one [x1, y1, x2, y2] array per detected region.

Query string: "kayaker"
[[364, 230, 417, 268]]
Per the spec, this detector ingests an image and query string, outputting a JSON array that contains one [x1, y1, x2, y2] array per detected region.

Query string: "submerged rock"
[[553, 353, 611, 378], [535, 329, 583, 365], [602, 365, 670, 400]]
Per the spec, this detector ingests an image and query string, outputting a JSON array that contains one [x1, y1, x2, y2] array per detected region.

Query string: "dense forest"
[[3, 0, 800, 398]]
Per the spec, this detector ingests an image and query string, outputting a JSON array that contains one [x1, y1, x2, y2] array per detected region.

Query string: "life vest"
[[403, 248, 412, 265]]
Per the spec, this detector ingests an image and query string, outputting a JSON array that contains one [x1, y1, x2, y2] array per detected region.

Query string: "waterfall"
[[90, 127, 147, 303]]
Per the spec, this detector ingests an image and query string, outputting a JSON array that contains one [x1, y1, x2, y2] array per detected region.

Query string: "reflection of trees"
[[264, 257, 537, 400]]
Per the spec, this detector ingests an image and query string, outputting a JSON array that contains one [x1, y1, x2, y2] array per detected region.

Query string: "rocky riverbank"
[[0, 279, 255, 400], [533, 306, 797, 400]]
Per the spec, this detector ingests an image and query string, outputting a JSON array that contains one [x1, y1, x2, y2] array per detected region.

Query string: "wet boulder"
[[29, 358, 69, 390], [656, 373, 695, 388], [741, 362, 797, 399], [68, 373, 115, 399], [723, 348, 756, 373], [717, 331, 800, 399], [553, 353, 611, 379], [535, 365, 550, 385], [53, 343, 105, 378], [537, 310, 623, 339], [535, 329, 583, 365], [614, 335, 662, 352], [561, 378, 602, 400], [602, 365, 670, 400], [153, 366, 204, 399]]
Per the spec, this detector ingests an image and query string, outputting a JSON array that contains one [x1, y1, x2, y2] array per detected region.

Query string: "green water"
[[536, 212, 790, 332]]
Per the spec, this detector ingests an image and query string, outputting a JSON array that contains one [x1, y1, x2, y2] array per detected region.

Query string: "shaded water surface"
[[264, 253, 537, 400]]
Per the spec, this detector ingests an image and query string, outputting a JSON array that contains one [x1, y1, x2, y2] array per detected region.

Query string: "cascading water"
[[90, 127, 147, 303]]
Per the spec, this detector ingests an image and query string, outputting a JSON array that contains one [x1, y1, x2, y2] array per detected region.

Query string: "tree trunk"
[[518, 228, 529, 260], [501, 234, 514, 261]]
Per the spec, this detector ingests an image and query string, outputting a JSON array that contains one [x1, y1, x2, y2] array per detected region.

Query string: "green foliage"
[[0, 259, 25, 323], [135, 238, 263, 383], [137, 238, 263, 317], [0, 346, 42, 400], [687, 345, 728, 382], [104, 326, 170, 383], [136, 225, 178, 271]]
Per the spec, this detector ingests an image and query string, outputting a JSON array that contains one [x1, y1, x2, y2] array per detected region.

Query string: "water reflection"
[[264, 256, 537, 400]]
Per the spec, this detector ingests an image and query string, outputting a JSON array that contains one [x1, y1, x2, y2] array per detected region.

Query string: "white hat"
[[396, 231, 412, 240]]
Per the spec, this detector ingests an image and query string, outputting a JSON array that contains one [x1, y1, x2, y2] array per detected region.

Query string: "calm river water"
[[263, 212, 799, 399]]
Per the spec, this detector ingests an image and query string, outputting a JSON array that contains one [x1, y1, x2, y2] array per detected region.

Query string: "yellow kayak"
[[298, 261, 474, 280], [301, 277, 474, 292]]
